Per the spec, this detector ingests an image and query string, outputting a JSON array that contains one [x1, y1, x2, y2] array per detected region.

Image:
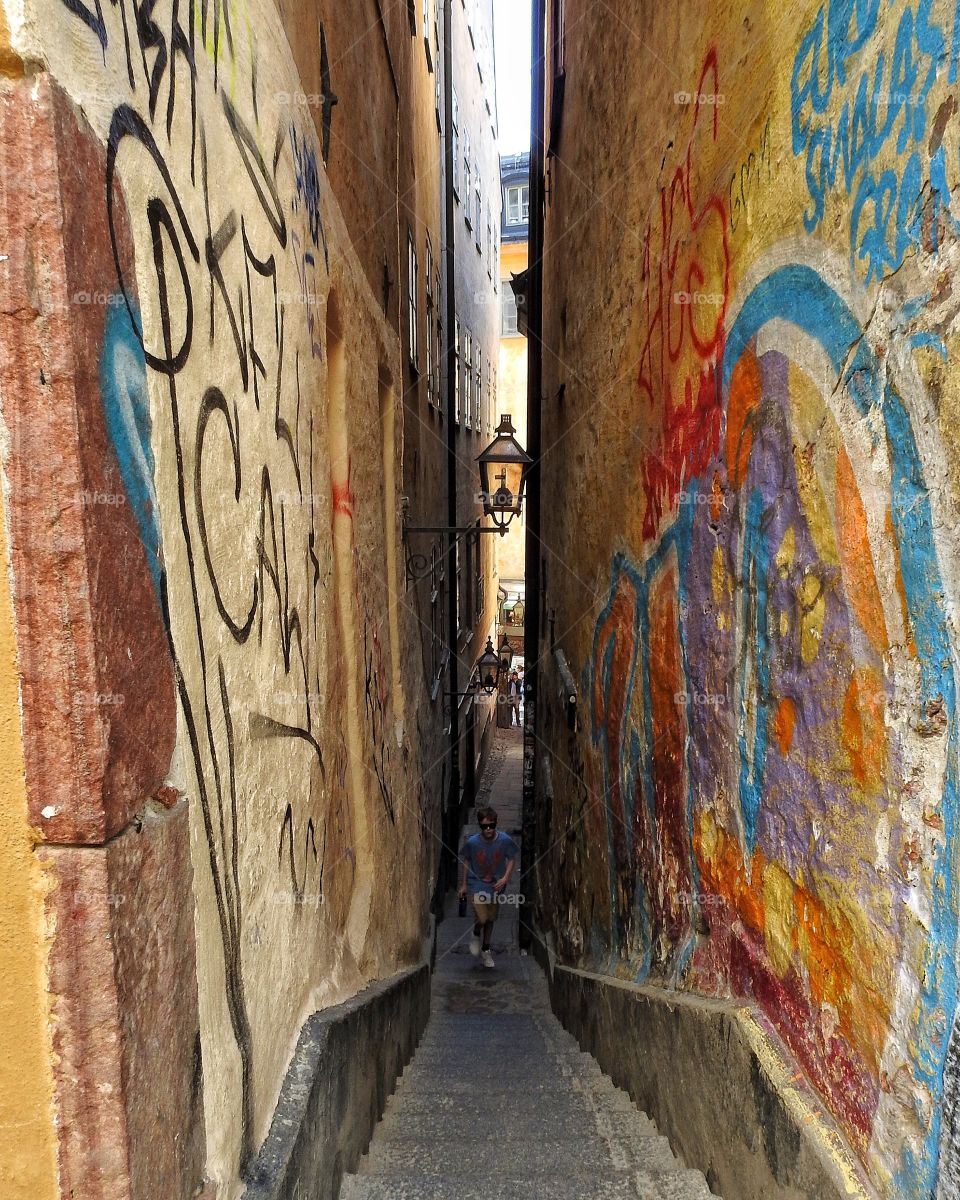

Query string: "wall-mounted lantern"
[[477, 414, 532, 534]]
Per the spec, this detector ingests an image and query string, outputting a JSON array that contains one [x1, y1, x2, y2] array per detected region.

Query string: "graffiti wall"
[[540, 2, 960, 1196], [2, 0, 434, 1191]]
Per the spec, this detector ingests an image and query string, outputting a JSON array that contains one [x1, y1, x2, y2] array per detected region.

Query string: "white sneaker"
[[482, 950, 495, 968], [469, 935, 481, 957]]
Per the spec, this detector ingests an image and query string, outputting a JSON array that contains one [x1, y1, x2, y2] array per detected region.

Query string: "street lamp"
[[446, 636, 507, 699], [476, 637, 503, 695], [402, 413, 533, 587], [477, 414, 532, 534]]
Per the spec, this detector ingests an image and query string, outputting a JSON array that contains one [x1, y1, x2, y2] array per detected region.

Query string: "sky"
[[492, 0, 532, 154]]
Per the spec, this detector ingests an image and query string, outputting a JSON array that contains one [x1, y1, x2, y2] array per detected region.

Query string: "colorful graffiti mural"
[[587, 254, 959, 1196], [563, 16, 960, 1198]]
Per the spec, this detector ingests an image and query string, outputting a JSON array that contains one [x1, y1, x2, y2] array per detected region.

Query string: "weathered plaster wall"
[[538, 2, 960, 1196], [1, 0, 439, 1194]]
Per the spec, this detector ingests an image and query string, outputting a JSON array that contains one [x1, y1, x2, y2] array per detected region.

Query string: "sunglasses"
[[479, 822, 496, 830]]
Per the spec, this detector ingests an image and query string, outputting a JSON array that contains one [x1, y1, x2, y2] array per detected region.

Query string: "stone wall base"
[[541, 953, 877, 1200], [243, 960, 431, 1200]]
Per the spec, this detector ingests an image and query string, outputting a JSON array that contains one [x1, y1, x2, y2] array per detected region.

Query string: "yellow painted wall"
[[0, 480, 59, 1200], [498, 239, 528, 583]]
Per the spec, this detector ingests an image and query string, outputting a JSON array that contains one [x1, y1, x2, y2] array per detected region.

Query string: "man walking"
[[458, 806, 518, 968], [508, 670, 522, 726]]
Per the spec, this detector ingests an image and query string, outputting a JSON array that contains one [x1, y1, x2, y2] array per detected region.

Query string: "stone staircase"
[[339, 965, 718, 1200]]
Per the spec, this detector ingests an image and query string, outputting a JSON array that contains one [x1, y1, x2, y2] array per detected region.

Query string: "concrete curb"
[[243, 959, 431, 1200], [542, 957, 878, 1200]]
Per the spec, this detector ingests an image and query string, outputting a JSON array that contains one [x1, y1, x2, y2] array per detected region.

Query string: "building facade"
[[497, 151, 529, 589], [437, 0, 503, 806], [534, 2, 960, 1197], [0, 0, 493, 1197]]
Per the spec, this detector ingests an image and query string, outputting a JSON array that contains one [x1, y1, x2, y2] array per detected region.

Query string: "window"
[[505, 183, 529, 225], [406, 0, 416, 35], [407, 233, 419, 369], [429, 544, 445, 690], [463, 330, 472, 429], [552, 0, 566, 75], [463, 132, 472, 225], [475, 175, 482, 249], [486, 360, 492, 433], [475, 343, 482, 430], [501, 289, 519, 336], [425, 238, 434, 404], [452, 91, 460, 198], [435, 62, 442, 130], [473, 525, 484, 619], [434, 267, 442, 409], [454, 316, 461, 423], [486, 214, 493, 273], [456, 541, 466, 636], [423, 0, 433, 68]]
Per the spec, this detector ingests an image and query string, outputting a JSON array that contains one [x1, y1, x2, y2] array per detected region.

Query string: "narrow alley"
[[2, 1, 960, 1200], [342, 732, 715, 1200]]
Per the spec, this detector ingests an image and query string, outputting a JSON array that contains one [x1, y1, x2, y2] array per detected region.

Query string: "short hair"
[[476, 806, 498, 824]]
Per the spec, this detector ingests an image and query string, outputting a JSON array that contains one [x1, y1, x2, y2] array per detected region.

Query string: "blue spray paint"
[[100, 298, 163, 599], [792, 0, 960, 281]]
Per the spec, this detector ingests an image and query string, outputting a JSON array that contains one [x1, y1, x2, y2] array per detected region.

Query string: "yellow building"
[[497, 152, 529, 592]]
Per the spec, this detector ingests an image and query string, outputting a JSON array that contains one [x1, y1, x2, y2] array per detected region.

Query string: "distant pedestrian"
[[508, 670, 522, 726], [458, 807, 518, 968]]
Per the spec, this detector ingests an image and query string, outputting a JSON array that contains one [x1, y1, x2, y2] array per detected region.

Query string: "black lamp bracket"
[[403, 522, 504, 589]]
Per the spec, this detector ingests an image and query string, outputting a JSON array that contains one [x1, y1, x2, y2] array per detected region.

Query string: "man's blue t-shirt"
[[461, 830, 519, 897]]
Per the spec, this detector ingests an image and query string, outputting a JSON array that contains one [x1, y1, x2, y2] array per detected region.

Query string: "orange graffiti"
[[836, 448, 887, 654], [842, 666, 886, 791], [772, 696, 797, 755], [725, 346, 761, 489]]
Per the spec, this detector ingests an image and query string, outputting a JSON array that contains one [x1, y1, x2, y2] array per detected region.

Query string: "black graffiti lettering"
[[111, 0, 136, 87], [278, 803, 320, 905], [135, 0, 167, 123], [195, 387, 258, 643], [62, 0, 107, 49], [274, 308, 301, 491], [106, 105, 199, 374], [222, 90, 287, 247], [241, 214, 279, 410]]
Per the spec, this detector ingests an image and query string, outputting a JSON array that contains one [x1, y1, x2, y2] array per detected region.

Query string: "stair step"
[[361, 1135, 681, 1174], [391, 1077, 641, 1111], [340, 1168, 715, 1199], [382, 1097, 663, 1146], [361, 1138, 624, 1175], [400, 1054, 602, 1078]]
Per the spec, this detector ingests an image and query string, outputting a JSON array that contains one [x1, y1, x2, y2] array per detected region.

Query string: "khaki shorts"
[[471, 894, 499, 924]]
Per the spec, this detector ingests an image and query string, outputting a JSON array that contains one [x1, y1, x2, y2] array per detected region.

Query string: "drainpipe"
[[442, 0, 461, 892], [520, 0, 545, 953]]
